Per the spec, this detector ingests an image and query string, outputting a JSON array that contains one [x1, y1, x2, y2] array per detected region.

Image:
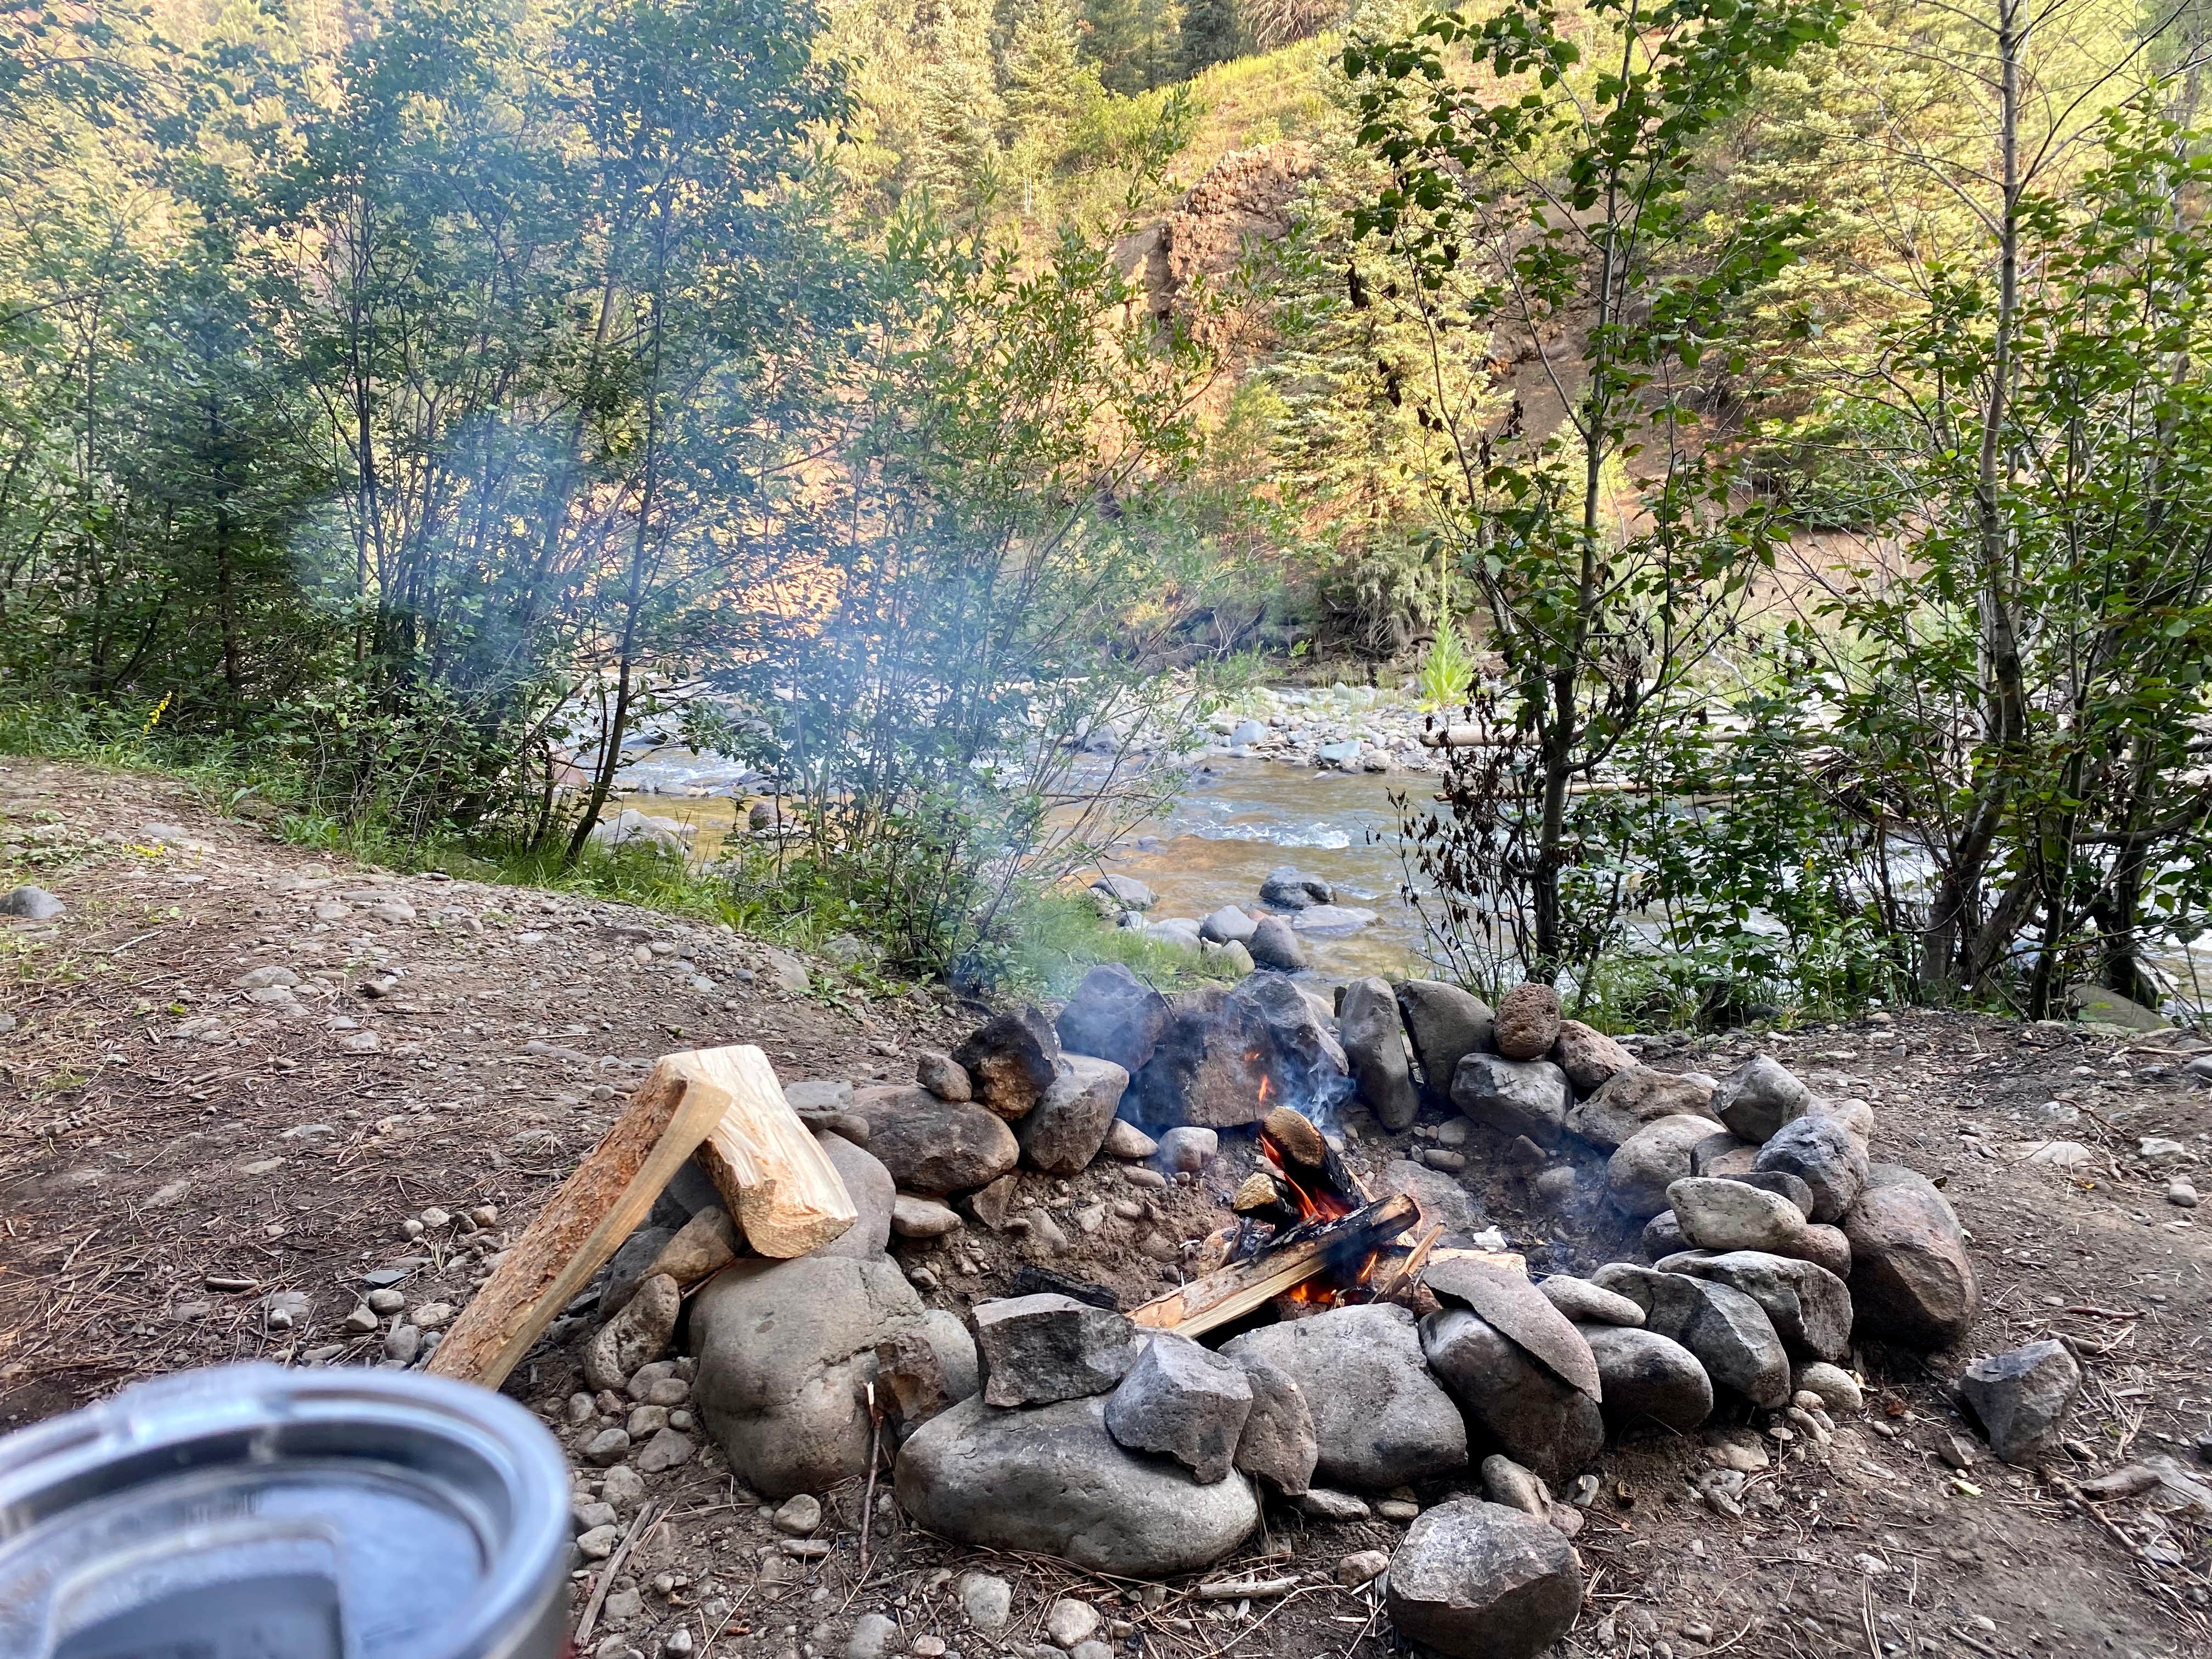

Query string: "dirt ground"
[[3, 757, 2210, 1659]]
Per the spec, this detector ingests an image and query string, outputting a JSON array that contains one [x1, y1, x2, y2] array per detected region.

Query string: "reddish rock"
[[1550, 1020, 1635, 1096], [1841, 1165, 1978, 1347], [1493, 984, 1562, 1062]]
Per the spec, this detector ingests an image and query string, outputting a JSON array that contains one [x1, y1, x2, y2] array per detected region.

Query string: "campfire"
[[1128, 1103, 1457, 1337]]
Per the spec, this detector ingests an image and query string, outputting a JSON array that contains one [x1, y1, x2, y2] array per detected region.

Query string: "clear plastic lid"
[[0, 1364, 571, 1659]]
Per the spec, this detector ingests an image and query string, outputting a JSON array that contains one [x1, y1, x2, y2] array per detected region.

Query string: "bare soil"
[[3, 758, 2210, 1659]]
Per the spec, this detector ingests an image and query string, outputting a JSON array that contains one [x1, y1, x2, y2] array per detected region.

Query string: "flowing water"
[[1102, 758, 1427, 979], [613, 746, 2211, 1013]]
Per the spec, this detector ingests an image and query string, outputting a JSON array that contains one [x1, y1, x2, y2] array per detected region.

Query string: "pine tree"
[[1002, 0, 1088, 210], [913, 0, 1005, 204], [1005, 0, 1082, 148], [1082, 0, 1182, 95], [1179, 0, 1246, 75]]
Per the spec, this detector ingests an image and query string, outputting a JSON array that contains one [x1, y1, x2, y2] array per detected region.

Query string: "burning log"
[[1232, 1170, 1300, 1227], [1253, 1102, 1371, 1221], [1131, 1193, 1421, 1337]]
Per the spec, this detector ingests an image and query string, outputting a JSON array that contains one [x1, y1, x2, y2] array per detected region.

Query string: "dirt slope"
[[0, 757, 963, 1423]]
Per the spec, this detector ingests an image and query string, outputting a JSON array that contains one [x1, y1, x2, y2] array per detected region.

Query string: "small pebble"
[[1336, 1549, 1389, 1587], [1375, 1499, 1419, 1522], [367, 1288, 405, 1315], [1046, 1600, 1099, 1649], [774, 1493, 823, 1536], [2168, 1180, 2199, 1209]]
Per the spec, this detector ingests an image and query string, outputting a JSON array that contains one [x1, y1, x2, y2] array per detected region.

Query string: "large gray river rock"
[[894, 1393, 1260, 1576], [692, 1255, 928, 1498], [1222, 1302, 1466, 1489]]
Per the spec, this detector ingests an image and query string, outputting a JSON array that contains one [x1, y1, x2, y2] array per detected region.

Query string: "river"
[[612, 747, 2211, 1014]]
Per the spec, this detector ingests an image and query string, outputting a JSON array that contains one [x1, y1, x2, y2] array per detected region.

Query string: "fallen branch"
[[1197, 1576, 1300, 1599], [575, 1499, 662, 1646]]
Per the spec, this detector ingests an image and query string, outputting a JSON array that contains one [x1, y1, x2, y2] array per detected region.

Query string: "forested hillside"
[[4, 0, 2210, 1023]]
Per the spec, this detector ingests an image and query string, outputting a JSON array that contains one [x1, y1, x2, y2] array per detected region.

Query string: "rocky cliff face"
[[1120, 142, 1321, 342]]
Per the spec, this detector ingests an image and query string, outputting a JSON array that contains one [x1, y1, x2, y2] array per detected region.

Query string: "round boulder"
[[1222, 1302, 1467, 1491], [691, 1255, 927, 1498], [1200, 905, 1258, 944], [1711, 1055, 1811, 1143], [1055, 965, 1170, 1075], [1550, 1020, 1635, 1096], [1016, 1054, 1131, 1176], [1395, 981, 1496, 1096], [1754, 1114, 1869, 1223], [1536, 1275, 1645, 1328], [1566, 1067, 1717, 1150], [1247, 915, 1309, 972], [807, 1132, 895, 1260], [1608, 1114, 1726, 1218], [1452, 1054, 1570, 1147], [1420, 1309, 1604, 1487], [1386, 1499, 1583, 1659], [1666, 1176, 1808, 1255], [1578, 1324, 1712, 1432], [1840, 1164, 1977, 1347], [1340, 976, 1419, 1131], [849, 1086, 1019, 1197]]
